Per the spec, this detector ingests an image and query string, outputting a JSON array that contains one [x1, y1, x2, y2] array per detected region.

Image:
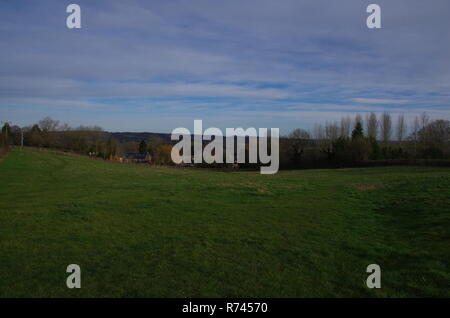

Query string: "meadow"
[[0, 148, 449, 297]]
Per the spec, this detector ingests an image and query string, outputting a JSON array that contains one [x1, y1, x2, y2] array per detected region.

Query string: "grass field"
[[0, 148, 449, 297]]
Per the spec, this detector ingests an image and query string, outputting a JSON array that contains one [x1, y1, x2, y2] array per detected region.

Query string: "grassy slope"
[[0, 148, 449, 297]]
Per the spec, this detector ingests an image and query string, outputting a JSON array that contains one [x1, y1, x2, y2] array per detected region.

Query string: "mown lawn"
[[0, 148, 449, 297]]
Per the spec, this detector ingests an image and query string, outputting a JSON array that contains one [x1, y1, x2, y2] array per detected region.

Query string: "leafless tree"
[[312, 123, 325, 140], [38, 117, 60, 132], [58, 123, 71, 132], [365, 112, 378, 139], [325, 121, 339, 141], [147, 136, 164, 156], [411, 116, 420, 157], [419, 120, 450, 146], [340, 116, 351, 138], [420, 112, 429, 130], [289, 128, 310, 140], [288, 128, 310, 162], [1, 122, 11, 148], [380, 112, 392, 144], [119, 141, 139, 153], [396, 114, 407, 142], [419, 112, 430, 144]]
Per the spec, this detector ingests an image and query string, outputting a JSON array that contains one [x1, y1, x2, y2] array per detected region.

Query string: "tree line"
[[1, 112, 449, 169], [281, 112, 450, 168], [0, 117, 172, 164]]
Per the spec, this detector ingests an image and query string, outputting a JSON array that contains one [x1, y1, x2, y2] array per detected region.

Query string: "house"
[[119, 153, 151, 164]]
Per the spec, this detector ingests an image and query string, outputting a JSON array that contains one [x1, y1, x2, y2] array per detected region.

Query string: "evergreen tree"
[[1, 122, 11, 148], [351, 122, 364, 140], [139, 140, 147, 154]]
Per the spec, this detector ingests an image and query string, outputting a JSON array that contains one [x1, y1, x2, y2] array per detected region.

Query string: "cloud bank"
[[0, 0, 449, 132]]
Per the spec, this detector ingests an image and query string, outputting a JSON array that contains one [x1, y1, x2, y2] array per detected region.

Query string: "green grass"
[[0, 148, 449, 297]]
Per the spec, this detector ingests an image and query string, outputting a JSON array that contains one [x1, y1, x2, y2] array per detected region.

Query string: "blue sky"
[[1, 0, 449, 133]]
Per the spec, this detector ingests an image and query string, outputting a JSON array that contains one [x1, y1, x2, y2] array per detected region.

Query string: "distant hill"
[[109, 132, 172, 144], [109, 132, 278, 146]]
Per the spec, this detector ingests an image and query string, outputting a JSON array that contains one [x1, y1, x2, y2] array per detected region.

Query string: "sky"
[[1, 0, 449, 134]]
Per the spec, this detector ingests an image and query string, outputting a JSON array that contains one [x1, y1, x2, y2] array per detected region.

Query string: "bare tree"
[[419, 119, 450, 146], [412, 116, 420, 141], [312, 123, 325, 140], [420, 112, 429, 130], [340, 116, 351, 138], [289, 128, 310, 140], [325, 121, 339, 141], [287, 128, 310, 163], [119, 141, 139, 153], [411, 116, 420, 157], [355, 114, 364, 128], [419, 112, 430, 144], [1, 122, 11, 148], [380, 112, 392, 144], [396, 114, 407, 142], [38, 117, 60, 132], [58, 123, 71, 131], [366, 112, 378, 139]]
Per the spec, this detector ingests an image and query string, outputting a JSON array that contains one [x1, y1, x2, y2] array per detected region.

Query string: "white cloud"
[[350, 98, 410, 105]]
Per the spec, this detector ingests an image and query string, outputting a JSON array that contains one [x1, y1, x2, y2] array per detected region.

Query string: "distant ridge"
[[109, 132, 172, 143]]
